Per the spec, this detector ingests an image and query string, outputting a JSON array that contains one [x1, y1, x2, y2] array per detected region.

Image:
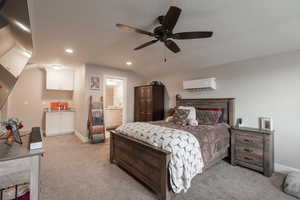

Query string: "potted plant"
[[1, 118, 23, 145]]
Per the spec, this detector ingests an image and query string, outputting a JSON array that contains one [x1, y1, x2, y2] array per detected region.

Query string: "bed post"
[[160, 153, 171, 200], [228, 99, 235, 127], [110, 132, 115, 163]]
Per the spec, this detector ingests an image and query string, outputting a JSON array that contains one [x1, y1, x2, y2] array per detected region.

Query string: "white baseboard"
[[75, 130, 89, 143], [275, 163, 300, 173]]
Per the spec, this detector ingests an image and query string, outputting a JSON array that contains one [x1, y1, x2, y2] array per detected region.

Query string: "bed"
[[110, 97, 235, 200]]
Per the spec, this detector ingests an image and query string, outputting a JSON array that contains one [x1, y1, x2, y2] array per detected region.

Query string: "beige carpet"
[[40, 134, 296, 200]]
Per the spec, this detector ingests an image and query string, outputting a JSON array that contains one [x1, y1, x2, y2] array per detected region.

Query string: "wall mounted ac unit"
[[183, 78, 216, 90]]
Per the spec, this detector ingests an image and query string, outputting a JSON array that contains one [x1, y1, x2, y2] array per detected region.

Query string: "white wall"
[[77, 64, 145, 137], [149, 50, 300, 170], [7, 67, 73, 131], [0, 102, 7, 122], [73, 65, 86, 136]]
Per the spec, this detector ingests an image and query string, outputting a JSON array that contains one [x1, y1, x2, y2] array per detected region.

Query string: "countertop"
[[0, 134, 44, 162], [44, 109, 75, 113], [104, 108, 123, 110]]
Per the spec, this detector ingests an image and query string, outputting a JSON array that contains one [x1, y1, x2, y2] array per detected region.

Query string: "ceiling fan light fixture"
[[126, 61, 132, 66]]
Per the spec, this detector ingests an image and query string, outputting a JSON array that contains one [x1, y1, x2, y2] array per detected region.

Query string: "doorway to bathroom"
[[103, 75, 127, 130]]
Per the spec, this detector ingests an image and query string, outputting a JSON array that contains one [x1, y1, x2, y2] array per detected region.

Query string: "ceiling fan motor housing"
[[154, 26, 171, 42]]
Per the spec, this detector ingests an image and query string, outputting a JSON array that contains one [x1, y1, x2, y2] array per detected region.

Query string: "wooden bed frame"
[[110, 98, 235, 200]]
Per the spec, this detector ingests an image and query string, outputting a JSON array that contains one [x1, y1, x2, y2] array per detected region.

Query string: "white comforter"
[[116, 122, 203, 193]]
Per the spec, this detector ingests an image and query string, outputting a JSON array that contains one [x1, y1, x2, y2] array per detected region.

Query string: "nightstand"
[[231, 127, 274, 177]]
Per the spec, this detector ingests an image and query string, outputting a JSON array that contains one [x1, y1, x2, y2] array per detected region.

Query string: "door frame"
[[103, 74, 127, 124]]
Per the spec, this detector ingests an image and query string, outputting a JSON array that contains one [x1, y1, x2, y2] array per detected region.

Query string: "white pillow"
[[178, 106, 196, 121], [188, 119, 198, 126]]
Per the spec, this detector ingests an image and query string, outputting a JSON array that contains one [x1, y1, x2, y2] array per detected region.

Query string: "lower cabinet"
[[45, 111, 75, 136]]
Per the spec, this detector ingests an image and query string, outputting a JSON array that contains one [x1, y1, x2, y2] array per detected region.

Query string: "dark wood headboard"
[[176, 97, 235, 127]]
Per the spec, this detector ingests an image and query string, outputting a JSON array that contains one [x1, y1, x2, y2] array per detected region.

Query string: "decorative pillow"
[[283, 172, 300, 199], [178, 106, 196, 121], [198, 108, 224, 123], [196, 109, 222, 125], [173, 109, 190, 126]]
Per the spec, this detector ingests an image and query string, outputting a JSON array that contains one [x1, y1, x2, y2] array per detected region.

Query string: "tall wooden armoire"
[[134, 85, 164, 122]]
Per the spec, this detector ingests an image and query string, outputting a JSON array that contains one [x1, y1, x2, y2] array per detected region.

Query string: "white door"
[[46, 69, 74, 91], [60, 112, 75, 134], [46, 69, 60, 90], [60, 70, 74, 90], [45, 112, 61, 136]]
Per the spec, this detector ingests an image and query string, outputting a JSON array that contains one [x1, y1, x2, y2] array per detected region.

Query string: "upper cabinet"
[[46, 68, 74, 91]]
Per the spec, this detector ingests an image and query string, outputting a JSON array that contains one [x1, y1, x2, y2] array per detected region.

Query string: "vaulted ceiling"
[[28, 0, 300, 78]]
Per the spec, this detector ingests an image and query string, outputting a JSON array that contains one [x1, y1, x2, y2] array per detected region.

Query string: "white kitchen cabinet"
[[45, 111, 75, 136], [46, 68, 74, 91]]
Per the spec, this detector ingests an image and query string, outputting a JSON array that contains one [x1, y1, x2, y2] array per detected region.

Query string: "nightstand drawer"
[[235, 148, 263, 167], [236, 145, 263, 155], [236, 132, 263, 148]]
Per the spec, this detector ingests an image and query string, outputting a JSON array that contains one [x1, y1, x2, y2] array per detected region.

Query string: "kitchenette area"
[[44, 66, 76, 137]]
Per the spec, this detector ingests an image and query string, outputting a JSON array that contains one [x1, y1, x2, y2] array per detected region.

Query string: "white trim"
[[103, 75, 127, 124], [275, 163, 300, 173], [75, 130, 89, 143], [45, 131, 75, 137]]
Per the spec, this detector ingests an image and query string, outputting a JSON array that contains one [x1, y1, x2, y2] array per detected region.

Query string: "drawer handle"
[[244, 157, 253, 161], [244, 148, 253, 153], [243, 139, 251, 143]]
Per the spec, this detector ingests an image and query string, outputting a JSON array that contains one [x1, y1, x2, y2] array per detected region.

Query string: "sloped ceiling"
[[28, 0, 300, 78]]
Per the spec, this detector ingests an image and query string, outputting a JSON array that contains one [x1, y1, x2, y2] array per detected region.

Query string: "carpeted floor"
[[40, 134, 296, 200]]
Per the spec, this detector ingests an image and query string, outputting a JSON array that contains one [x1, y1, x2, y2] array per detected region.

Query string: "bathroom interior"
[[103, 77, 125, 130]]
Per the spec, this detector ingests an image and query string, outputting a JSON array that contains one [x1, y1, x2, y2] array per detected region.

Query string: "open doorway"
[[103, 75, 127, 130]]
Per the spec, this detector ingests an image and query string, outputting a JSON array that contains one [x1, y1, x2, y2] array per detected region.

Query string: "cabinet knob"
[[244, 157, 253, 161], [244, 148, 253, 153]]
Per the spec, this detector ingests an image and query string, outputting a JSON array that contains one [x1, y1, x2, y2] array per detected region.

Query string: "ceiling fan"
[[116, 6, 213, 54]]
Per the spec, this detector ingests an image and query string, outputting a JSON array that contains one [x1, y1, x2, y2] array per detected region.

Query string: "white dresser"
[[45, 111, 75, 136]]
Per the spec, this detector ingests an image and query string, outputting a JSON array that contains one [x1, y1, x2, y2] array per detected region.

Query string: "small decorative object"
[[259, 117, 273, 131], [176, 94, 182, 100], [1, 118, 23, 145], [236, 118, 243, 128], [150, 81, 163, 86], [90, 76, 101, 90]]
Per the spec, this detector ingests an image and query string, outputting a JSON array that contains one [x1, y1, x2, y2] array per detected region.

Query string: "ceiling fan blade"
[[163, 6, 182, 31], [164, 40, 180, 53], [134, 40, 158, 50], [116, 23, 154, 37], [172, 31, 213, 40]]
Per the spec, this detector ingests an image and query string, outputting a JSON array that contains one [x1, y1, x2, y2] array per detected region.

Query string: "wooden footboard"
[[110, 130, 171, 200]]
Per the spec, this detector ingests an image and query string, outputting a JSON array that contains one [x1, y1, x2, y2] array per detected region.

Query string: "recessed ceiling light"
[[49, 64, 63, 70], [126, 61, 132, 66], [65, 48, 74, 54]]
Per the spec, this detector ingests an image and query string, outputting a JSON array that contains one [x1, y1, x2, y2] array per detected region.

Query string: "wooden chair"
[[88, 96, 105, 143]]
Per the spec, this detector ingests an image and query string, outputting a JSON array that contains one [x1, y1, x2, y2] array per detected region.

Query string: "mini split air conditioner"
[[183, 78, 216, 90]]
